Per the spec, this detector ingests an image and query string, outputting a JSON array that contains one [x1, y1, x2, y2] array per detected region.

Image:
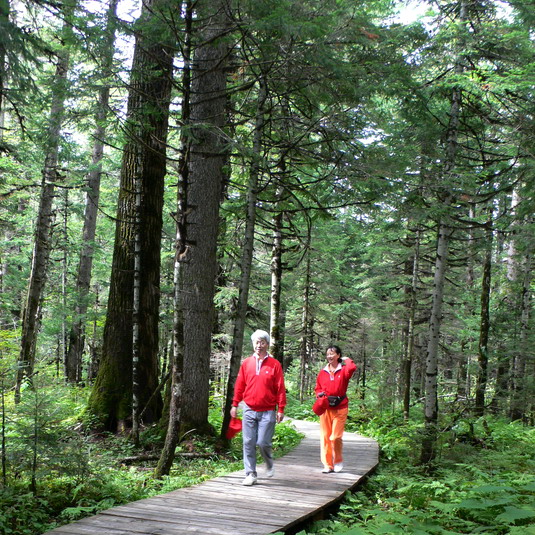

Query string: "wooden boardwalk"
[[43, 419, 379, 535]]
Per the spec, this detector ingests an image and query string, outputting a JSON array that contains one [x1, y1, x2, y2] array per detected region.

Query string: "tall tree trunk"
[[87, 285, 101, 381], [0, 0, 7, 138], [270, 92, 291, 366], [360, 324, 367, 400], [299, 249, 313, 402], [131, 165, 142, 443], [154, 0, 193, 474], [402, 229, 420, 421], [154, 250, 185, 476], [180, 0, 229, 433], [421, 0, 468, 466], [474, 214, 493, 416], [269, 188, 284, 365], [65, 0, 118, 384], [505, 189, 521, 283], [421, 221, 452, 464], [87, 0, 173, 431], [458, 204, 476, 401], [15, 2, 74, 401], [510, 230, 533, 421], [60, 190, 69, 376], [221, 76, 267, 440], [517, 247, 533, 420]]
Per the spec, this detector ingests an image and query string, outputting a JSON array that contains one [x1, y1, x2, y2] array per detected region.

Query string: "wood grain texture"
[[43, 419, 379, 535]]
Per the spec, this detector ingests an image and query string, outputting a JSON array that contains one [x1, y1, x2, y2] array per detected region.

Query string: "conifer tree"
[[87, 0, 173, 430], [65, 0, 118, 383], [15, 0, 77, 401], [180, 0, 231, 433]]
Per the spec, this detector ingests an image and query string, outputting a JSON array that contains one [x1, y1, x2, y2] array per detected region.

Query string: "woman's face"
[[326, 348, 340, 366]]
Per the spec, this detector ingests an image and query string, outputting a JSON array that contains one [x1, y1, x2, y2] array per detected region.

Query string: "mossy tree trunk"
[[180, 0, 230, 434], [475, 212, 493, 417], [87, 0, 173, 431]]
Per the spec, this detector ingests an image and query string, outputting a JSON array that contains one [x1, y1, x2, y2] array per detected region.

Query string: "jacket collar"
[[323, 362, 341, 373]]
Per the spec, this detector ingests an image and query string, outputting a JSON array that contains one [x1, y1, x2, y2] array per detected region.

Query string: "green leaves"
[[496, 506, 535, 525], [457, 482, 535, 527], [297, 415, 535, 535]]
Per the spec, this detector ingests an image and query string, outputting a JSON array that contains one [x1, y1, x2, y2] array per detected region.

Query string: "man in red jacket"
[[314, 345, 357, 473], [231, 329, 286, 486]]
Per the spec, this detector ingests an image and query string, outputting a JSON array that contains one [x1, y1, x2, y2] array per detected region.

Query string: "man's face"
[[254, 338, 268, 356]]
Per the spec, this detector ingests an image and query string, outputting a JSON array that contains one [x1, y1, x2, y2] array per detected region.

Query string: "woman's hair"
[[326, 344, 342, 358]]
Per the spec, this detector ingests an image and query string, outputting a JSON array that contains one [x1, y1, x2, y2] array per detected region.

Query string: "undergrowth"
[[3, 385, 534, 535], [0, 383, 302, 535], [289, 410, 535, 535]]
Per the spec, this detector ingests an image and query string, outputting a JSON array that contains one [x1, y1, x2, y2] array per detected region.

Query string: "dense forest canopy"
[[0, 0, 533, 485]]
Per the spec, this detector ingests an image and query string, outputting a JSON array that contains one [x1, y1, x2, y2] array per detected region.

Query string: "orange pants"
[[319, 406, 348, 469]]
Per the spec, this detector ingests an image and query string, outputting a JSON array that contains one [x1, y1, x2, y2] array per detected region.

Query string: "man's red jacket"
[[233, 355, 286, 413]]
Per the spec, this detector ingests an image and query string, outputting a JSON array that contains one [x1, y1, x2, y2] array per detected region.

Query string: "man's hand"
[[230, 406, 238, 418], [276, 412, 284, 424]]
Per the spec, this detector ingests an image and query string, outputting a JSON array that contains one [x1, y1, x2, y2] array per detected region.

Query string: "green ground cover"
[[285, 405, 535, 535], [1, 385, 533, 535]]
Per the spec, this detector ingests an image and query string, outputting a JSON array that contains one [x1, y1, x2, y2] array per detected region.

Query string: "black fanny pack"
[[327, 395, 346, 407]]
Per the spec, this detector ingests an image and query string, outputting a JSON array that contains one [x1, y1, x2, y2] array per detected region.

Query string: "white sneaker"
[[266, 466, 275, 478], [334, 463, 343, 473], [242, 473, 257, 486], [322, 467, 333, 473]]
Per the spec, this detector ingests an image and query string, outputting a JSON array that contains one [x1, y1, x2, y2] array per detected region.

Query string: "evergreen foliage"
[[0, 0, 533, 531]]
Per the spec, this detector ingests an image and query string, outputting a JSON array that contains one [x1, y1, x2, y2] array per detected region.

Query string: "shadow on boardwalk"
[[43, 419, 379, 535]]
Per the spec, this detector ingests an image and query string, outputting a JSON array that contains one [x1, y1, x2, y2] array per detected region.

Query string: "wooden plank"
[[152, 493, 315, 519], [100, 502, 283, 529], [48, 513, 245, 535], [59, 506, 263, 535], [42, 419, 379, 535]]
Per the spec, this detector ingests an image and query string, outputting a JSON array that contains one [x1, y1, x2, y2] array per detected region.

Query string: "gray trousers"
[[242, 404, 276, 476]]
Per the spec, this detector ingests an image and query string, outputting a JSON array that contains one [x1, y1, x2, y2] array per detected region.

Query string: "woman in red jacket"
[[314, 345, 357, 473]]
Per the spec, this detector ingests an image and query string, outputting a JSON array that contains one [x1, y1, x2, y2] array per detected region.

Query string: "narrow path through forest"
[[43, 419, 379, 535]]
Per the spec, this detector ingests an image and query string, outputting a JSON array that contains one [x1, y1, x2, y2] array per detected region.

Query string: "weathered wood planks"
[[42, 419, 379, 535]]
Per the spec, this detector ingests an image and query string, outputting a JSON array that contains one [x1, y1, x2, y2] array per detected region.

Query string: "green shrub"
[[297, 415, 535, 535]]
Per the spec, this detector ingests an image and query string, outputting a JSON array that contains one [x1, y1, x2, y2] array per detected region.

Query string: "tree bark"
[[0, 0, 7, 136], [402, 229, 420, 421], [510, 230, 533, 421], [421, 0, 468, 466], [154, 261, 185, 476], [180, 0, 230, 433], [458, 205, 476, 401], [154, 1, 193, 474], [221, 76, 267, 440], [299, 249, 313, 402], [474, 215, 492, 416], [269, 189, 284, 365], [87, 0, 173, 430], [15, 3, 74, 401], [421, 221, 452, 464], [65, 0, 118, 383]]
